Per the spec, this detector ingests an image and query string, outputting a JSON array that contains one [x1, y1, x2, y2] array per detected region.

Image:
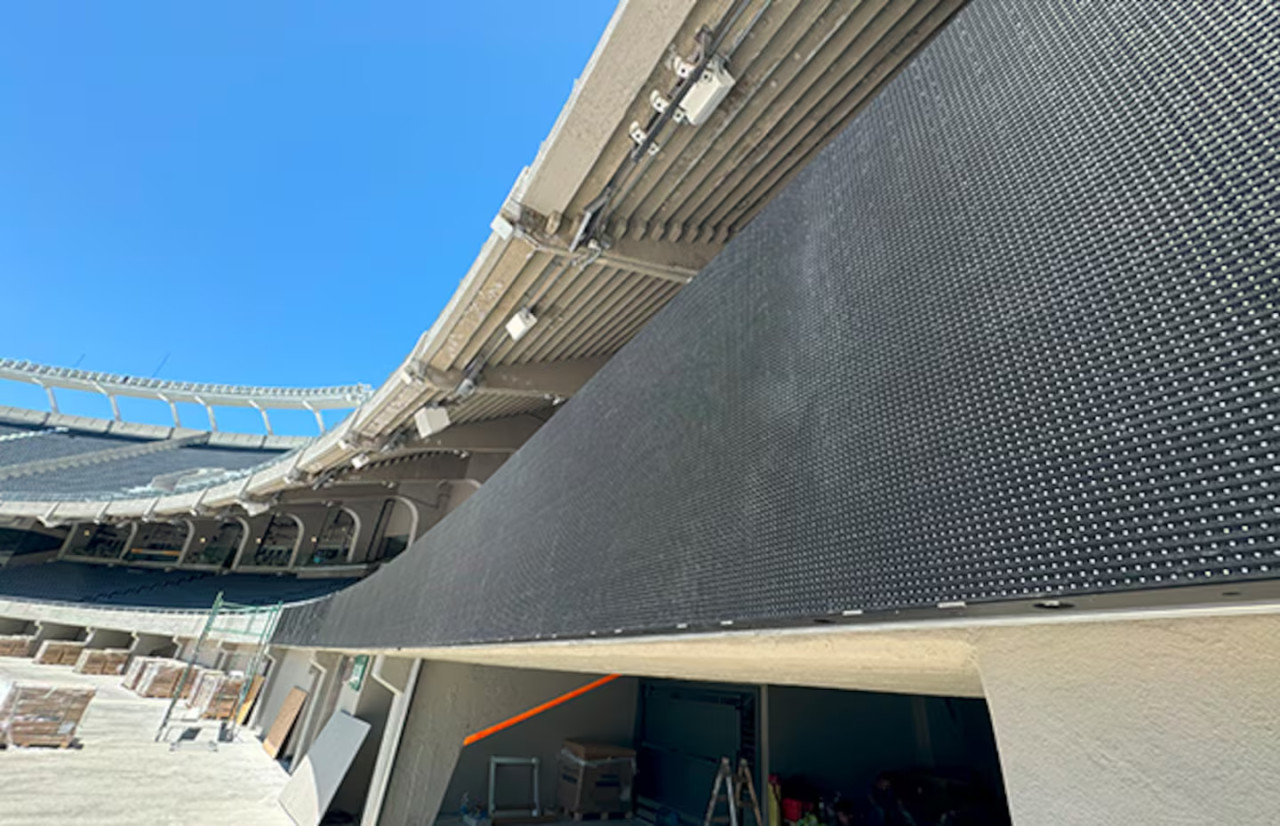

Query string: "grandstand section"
[[0, 421, 287, 499], [0, 561, 355, 609]]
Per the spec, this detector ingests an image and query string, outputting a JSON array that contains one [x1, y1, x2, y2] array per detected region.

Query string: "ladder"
[[154, 593, 282, 744], [703, 757, 766, 826]]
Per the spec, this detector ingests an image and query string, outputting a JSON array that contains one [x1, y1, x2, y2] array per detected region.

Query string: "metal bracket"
[[649, 90, 686, 124], [628, 122, 661, 156]]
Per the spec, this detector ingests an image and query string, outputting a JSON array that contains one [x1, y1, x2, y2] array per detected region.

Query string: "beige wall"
[[379, 661, 637, 826], [977, 614, 1280, 826]]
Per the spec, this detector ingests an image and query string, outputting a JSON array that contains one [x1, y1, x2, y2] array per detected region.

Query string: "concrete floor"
[[0, 655, 294, 826]]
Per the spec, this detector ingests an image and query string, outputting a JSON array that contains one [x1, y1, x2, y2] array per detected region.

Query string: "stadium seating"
[[0, 444, 285, 496], [0, 560, 357, 608], [0, 426, 143, 468]]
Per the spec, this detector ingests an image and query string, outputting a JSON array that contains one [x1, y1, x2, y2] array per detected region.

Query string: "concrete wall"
[[977, 614, 1280, 826], [0, 616, 34, 634], [256, 646, 318, 743], [33, 620, 85, 644], [130, 632, 177, 657], [84, 627, 134, 650], [379, 662, 638, 826]]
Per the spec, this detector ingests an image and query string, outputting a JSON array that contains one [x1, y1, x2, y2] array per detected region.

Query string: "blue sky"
[[0, 2, 615, 432]]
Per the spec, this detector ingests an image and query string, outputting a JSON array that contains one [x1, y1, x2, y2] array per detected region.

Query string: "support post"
[[251, 402, 273, 435], [306, 402, 326, 434], [39, 383, 59, 414]]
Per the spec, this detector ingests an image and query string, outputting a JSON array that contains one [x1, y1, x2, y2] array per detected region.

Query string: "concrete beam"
[[426, 357, 607, 401], [341, 454, 472, 486], [481, 356, 609, 399], [519, 0, 693, 217], [596, 235, 722, 283], [411, 415, 546, 454]]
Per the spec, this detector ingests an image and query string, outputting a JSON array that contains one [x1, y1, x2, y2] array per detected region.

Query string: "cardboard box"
[[557, 740, 636, 816]]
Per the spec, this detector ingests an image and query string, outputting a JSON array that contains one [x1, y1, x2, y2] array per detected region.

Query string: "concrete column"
[[288, 505, 332, 568], [357, 657, 421, 826], [342, 500, 387, 564], [976, 612, 1280, 826]]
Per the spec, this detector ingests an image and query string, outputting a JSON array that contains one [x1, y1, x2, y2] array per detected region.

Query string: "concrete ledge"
[[0, 597, 209, 639]]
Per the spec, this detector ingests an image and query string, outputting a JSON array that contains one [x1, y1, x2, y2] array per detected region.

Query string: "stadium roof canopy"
[[0, 0, 961, 523]]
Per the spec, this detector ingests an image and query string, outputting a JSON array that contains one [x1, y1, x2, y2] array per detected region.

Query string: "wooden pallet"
[[6, 733, 77, 749]]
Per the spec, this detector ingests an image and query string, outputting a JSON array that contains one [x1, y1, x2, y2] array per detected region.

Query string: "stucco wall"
[[379, 661, 637, 826], [977, 614, 1280, 826], [256, 646, 317, 742]]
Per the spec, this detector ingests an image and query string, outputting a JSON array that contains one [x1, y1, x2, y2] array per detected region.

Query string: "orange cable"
[[462, 673, 622, 747]]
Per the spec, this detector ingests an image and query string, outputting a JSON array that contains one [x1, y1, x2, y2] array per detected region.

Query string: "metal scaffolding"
[[154, 592, 282, 745]]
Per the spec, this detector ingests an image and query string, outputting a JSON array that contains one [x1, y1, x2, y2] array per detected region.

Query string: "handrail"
[[0, 590, 337, 615]]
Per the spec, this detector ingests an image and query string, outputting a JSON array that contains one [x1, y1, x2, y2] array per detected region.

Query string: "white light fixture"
[[679, 57, 735, 126], [505, 308, 538, 342], [414, 405, 452, 439], [351, 453, 372, 470]]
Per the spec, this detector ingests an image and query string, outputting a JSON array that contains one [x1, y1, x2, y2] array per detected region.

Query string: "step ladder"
[[703, 757, 765, 826]]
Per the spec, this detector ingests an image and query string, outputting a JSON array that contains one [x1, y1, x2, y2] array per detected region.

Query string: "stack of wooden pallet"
[[134, 660, 189, 698], [34, 640, 86, 666], [72, 648, 131, 676], [121, 656, 161, 691], [0, 682, 96, 748], [189, 672, 246, 720], [0, 635, 34, 658], [180, 666, 210, 701]]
